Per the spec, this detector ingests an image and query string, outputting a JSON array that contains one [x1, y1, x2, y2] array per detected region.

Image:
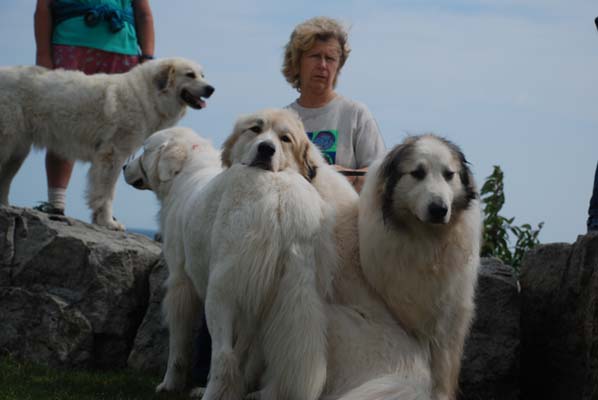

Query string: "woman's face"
[[298, 38, 341, 95]]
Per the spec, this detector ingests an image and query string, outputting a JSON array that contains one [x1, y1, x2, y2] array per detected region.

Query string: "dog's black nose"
[[257, 141, 276, 159], [203, 85, 215, 98], [428, 202, 448, 222]]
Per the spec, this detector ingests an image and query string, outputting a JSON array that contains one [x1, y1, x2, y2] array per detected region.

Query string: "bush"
[[480, 165, 543, 271]]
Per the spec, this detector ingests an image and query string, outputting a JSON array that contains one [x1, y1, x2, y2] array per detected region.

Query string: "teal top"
[[51, 0, 140, 56]]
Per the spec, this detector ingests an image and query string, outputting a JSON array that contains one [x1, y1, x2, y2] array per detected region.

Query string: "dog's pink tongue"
[[198, 99, 206, 108]]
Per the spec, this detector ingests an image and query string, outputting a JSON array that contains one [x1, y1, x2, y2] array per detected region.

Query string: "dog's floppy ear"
[[284, 109, 317, 181], [378, 140, 415, 226], [300, 141, 318, 182], [154, 63, 176, 92], [221, 114, 251, 167], [221, 134, 235, 168], [456, 150, 478, 205], [158, 141, 188, 182], [443, 138, 478, 204]]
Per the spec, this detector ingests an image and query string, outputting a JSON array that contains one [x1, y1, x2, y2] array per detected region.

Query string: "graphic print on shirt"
[[307, 130, 338, 165]]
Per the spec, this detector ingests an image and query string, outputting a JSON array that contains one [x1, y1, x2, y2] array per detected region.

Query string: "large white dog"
[[288, 134, 480, 400], [0, 57, 213, 230], [124, 109, 337, 400], [356, 134, 482, 400]]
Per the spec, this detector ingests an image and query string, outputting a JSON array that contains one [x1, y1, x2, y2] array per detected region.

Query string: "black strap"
[[340, 170, 366, 177]]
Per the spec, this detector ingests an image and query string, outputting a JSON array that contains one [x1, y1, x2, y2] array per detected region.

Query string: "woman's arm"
[[133, 0, 155, 61], [34, 0, 53, 68]]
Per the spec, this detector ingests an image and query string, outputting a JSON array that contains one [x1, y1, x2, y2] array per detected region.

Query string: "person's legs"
[[38, 46, 84, 213], [44, 151, 74, 213], [588, 162, 598, 232], [39, 46, 139, 214]]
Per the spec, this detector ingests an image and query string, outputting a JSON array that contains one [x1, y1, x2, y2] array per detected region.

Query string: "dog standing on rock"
[[0, 57, 213, 230]]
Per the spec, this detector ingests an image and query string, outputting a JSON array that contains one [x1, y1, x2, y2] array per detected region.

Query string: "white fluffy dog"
[[357, 134, 482, 400], [124, 109, 336, 400], [0, 57, 213, 230]]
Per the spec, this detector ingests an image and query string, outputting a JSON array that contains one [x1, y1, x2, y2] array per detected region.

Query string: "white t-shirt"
[[287, 95, 386, 169]]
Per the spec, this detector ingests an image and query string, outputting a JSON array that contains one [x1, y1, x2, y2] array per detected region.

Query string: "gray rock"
[[12, 203, 595, 400], [520, 232, 598, 400], [127, 257, 203, 379], [459, 257, 520, 400], [0, 287, 92, 367], [0, 206, 161, 368], [127, 257, 169, 374]]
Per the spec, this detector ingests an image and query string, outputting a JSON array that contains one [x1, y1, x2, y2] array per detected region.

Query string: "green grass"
[[0, 357, 189, 400]]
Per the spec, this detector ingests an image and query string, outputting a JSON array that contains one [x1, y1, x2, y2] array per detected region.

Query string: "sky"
[[1, 1, 597, 244]]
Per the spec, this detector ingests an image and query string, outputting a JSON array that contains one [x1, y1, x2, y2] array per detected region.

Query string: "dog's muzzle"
[[123, 156, 149, 190], [249, 141, 275, 170], [181, 85, 215, 109]]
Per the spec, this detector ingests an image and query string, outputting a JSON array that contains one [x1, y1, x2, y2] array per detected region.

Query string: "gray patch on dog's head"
[[434, 136, 478, 212], [378, 137, 417, 229]]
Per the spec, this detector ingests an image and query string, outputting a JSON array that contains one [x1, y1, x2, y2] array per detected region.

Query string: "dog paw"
[[155, 382, 167, 393], [108, 219, 126, 231], [155, 380, 174, 393], [245, 383, 275, 400], [96, 218, 125, 231], [190, 386, 206, 398]]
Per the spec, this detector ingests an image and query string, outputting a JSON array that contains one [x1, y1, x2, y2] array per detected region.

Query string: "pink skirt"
[[52, 44, 139, 74]]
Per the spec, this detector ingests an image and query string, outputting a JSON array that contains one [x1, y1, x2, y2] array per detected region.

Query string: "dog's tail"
[[260, 243, 328, 400], [335, 375, 432, 400]]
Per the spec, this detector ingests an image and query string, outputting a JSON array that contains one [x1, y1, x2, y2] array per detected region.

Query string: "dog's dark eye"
[[186, 72, 197, 79], [444, 170, 455, 181], [249, 126, 262, 134], [410, 168, 426, 180], [280, 135, 291, 143]]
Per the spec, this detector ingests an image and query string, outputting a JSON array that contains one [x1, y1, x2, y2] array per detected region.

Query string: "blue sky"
[[1, 1, 597, 244]]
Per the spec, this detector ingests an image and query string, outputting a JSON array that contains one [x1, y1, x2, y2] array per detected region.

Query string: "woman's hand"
[[334, 165, 367, 193]]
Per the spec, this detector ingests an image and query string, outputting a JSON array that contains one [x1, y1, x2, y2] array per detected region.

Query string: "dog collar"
[[138, 156, 150, 184]]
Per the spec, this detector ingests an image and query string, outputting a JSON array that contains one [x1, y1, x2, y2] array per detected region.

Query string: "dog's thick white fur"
[[304, 153, 433, 400], [0, 57, 213, 230], [124, 110, 337, 400], [357, 134, 482, 400], [123, 126, 222, 392]]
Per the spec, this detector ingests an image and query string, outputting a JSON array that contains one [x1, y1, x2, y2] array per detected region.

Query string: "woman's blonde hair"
[[282, 16, 351, 90]]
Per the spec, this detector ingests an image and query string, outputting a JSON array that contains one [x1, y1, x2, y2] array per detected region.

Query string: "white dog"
[[124, 109, 336, 400], [123, 126, 222, 392], [0, 57, 213, 230], [357, 134, 482, 400]]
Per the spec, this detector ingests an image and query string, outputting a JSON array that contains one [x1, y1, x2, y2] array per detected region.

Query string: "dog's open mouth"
[[131, 178, 147, 189], [181, 89, 207, 109]]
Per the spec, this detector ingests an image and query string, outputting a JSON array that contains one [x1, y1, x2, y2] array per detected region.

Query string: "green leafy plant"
[[480, 165, 543, 271]]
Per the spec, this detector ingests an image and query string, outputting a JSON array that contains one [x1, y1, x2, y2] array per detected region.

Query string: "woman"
[[283, 16, 385, 192]]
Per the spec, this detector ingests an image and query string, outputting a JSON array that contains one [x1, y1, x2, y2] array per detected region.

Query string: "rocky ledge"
[[3, 206, 594, 399]]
